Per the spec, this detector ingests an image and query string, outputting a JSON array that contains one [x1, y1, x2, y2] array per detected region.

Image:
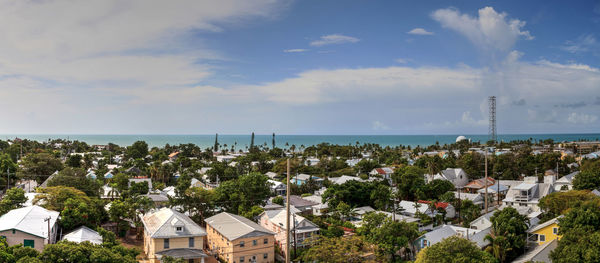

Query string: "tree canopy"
[[415, 236, 496, 263]]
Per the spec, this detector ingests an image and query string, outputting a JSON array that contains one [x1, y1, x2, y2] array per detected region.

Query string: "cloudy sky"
[[1, 0, 599, 135]]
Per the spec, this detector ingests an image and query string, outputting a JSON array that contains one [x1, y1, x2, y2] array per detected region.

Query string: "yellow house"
[[140, 208, 208, 263], [205, 212, 275, 263], [528, 216, 562, 245]]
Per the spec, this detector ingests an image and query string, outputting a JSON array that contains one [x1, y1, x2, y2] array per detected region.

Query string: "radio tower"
[[488, 96, 497, 143]]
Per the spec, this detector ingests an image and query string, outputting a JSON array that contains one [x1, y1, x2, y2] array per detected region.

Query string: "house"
[[168, 152, 180, 161], [369, 167, 394, 180], [125, 166, 143, 176], [300, 195, 328, 216], [414, 225, 490, 252], [464, 177, 495, 193], [527, 216, 562, 246], [0, 205, 59, 251], [265, 172, 278, 179], [205, 212, 275, 263], [259, 209, 320, 256], [554, 171, 578, 191], [305, 158, 320, 166], [61, 226, 103, 245], [268, 180, 286, 196], [477, 182, 510, 203], [291, 174, 324, 186], [452, 191, 484, 207], [129, 178, 153, 190], [140, 208, 208, 263], [143, 193, 170, 208], [513, 239, 558, 263], [39, 171, 59, 188], [398, 200, 435, 218], [14, 179, 38, 193], [104, 171, 114, 179], [469, 211, 494, 230], [101, 185, 120, 200], [426, 168, 469, 188], [503, 176, 555, 212], [216, 155, 236, 162], [328, 175, 364, 185], [286, 195, 318, 214], [417, 200, 456, 218]]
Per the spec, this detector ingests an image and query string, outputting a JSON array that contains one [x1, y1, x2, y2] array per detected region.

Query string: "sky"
[[0, 0, 599, 135]]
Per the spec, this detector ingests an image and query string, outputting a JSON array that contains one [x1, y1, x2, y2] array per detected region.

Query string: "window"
[[164, 239, 170, 249], [176, 226, 183, 232], [264, 253, 268, 259], [263, 238, 268, 244], [253, 239, 257, 246], [240, 256, 245, 262], [240, 241, 245, 247], [553, 227, 558, 234], [189, 237, 194, 247], [539, 235, 546, 242], [12, 230, 15, 234], [422, 239, 428, 247], [306, 232, 311, 238], [24, 239, 34, 248]]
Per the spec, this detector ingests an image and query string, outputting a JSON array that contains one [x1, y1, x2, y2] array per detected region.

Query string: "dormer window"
[[176, 226, 183, 232]]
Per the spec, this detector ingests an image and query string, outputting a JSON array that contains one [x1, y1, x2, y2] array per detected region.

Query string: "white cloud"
[[283, 49, 309, 53], [372, 121, 390, 130], [310, 34, 360, 46], [461, 111, 487, 126], [395, 58, 410, 64], [561, 34, 598, 54], [407, 28, 434, 35], [567, 112, 598, 124], [431, 6, 533, 51], [0, 0, 284, 89]]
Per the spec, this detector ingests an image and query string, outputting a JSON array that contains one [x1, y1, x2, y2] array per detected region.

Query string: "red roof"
[[418, 200, 450, 209], [465, 177, 495, 189]]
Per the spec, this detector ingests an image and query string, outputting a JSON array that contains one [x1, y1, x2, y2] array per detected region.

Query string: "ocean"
[[1, 134, 599, 149]]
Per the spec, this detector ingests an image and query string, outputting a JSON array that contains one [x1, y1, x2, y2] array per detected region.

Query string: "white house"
[[503, 176, 555, 212], [268, 180, 286, 196], [62, 226, 103, 245], [426, 168, 469, 188], [554, 171, 578, 191], [259, 209, 320, 256]]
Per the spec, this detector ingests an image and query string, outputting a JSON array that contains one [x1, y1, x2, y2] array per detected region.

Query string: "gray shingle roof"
[[140, 208, 207, 238], [205, 212, 274, 241]]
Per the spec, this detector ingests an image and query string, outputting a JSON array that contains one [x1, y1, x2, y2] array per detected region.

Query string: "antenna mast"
[[488, 96, 497, 143]]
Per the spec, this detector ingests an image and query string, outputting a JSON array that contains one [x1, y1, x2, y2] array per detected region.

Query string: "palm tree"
[[484, 232, 509, 263]]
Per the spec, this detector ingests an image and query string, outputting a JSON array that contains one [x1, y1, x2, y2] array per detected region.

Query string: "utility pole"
[[44, 217, 52, 244], [285, 159, 291, 263], [484, 148, 488, 214], [292, 213, 297, 259], [457, 186, 461, 224], [5, 168, 9, 193]]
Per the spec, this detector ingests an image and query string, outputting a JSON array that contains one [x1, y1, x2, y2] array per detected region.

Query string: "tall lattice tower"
[[488, 96, 497, 143]]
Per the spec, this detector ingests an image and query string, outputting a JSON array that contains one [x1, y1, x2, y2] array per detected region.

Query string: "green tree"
[[18, 153, 63, 183], [272, 196, 284, 205], [0, 153, 18, 188], [417, 179, 454, 200], [48, 167, 101, 197], [551, 199, 600, 262], [484, 207, 529, 262], [34, 186, 89, 212], [125, 141, 148, 160], [573, 163, 600, 190], [539, 190, 597, 220], [392, 166, 426, 201], [59, 198, 106, 232], [39, 241, 138, 263], [302, 235, 379, 263], [66, 154, 83, 168], [0, 187, 27, 216], [214, 173, 271, 215], [415, 236, 496, 263]]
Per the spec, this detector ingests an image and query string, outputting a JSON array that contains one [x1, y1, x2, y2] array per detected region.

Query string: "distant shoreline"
[[2, 134, 599, 149]]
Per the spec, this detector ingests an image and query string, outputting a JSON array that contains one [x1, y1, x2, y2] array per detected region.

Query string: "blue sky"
[[0, 0, 599, 135]]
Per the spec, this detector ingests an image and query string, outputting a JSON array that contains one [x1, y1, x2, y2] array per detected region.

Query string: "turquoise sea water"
[[1, 134, 599, 149]]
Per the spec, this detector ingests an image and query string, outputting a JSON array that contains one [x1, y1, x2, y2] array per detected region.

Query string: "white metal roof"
[[0, 205, 59, 239], [62, 226, 103, 244], [513, 183, 537, 191]]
